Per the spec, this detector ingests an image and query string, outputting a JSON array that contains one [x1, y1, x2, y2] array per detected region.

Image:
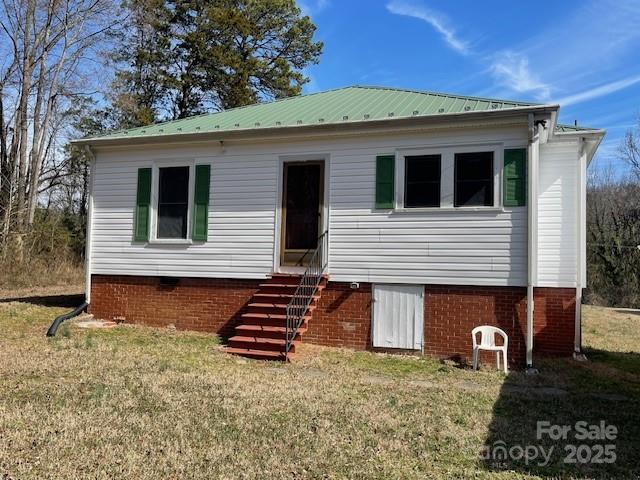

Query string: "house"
[[73, 86, 605, 367]]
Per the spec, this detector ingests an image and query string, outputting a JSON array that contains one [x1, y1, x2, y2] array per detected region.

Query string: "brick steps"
[[225, 347, 292, 361], [253, 293, 320, 301], [235, 324, 308, 338], [225, 274, 326, 361], [228, 335, 300, 353]]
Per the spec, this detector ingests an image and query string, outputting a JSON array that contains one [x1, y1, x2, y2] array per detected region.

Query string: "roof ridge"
[[349, 84, 540, 106]]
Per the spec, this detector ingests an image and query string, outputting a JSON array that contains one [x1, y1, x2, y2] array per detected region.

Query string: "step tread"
[[242, 312, 311, 321], [259, 283, 326, 290], [229, 335, 299, 346], [225, 347, 292, 360], [248, 302, 317, 310], [235, 324, 308, 335], [253, 293, 321, 300]]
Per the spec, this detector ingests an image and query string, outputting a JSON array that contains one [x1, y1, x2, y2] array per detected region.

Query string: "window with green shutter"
[[375, 155, 395, 209], [192, 164, 211, 241], [134, 168, 152, 242], [503, 148, 527, 207]]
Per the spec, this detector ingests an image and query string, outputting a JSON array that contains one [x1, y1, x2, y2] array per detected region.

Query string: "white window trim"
[[148, 158, 196, 245], [394, 143, 503, 212]]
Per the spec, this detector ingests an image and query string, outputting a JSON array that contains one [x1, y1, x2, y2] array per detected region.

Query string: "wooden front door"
[[281, 161, 324, 266]]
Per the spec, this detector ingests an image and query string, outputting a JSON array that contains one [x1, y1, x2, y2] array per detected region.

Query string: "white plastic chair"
[[471, 326, 509, 373]]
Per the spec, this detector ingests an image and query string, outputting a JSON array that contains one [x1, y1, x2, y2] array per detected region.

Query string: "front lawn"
[[0, 302, 638, 479]]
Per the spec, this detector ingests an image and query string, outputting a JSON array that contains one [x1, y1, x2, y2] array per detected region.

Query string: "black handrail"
[[46, 301, 89, 336], [285, 231, 328, 360]]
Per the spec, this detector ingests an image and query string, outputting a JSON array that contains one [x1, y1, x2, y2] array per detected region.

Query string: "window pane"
[[456, 152, 493, 180], [159, 167, 189, 204], [405, 155, 441, 208], [455, 152, 493, 207], [157, 166, 189, 239], [158, 204, 188, 238]]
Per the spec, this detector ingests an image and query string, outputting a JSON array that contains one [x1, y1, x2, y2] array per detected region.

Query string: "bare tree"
[[586, 164, 640, 308], [620, 117, 640, 178], [0, 0, 122, 255]]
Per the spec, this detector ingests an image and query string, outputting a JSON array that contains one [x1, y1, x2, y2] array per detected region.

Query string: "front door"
[[281, 161, 324, 266]]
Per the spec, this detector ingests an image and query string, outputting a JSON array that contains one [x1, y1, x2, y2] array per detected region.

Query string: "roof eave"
[[553, 128, 606, 137], [72, 104, 559, 148]]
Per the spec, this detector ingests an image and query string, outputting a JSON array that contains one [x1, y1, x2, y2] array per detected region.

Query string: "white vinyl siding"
[[372, 284, 424, 349], [90, 150, 277, 279], [329, 145, 527, 286], [537, 140, 579, 287], [89, 124, 533, 285]]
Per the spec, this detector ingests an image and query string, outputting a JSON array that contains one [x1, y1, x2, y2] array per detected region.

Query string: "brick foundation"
[[89, 275, 260, 339], [532, 287, 576, 356], [306, 282, 372, 349], [90, 275, 576, 366], [424, 285, 528, 366], [423, 285, 576, 366]]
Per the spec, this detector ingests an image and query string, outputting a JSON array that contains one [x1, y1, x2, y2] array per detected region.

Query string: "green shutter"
[[375, 155, 395, 209], [192, 164, 211, 241], [503, 148, 527, 207], [134, 168, 152, 242]]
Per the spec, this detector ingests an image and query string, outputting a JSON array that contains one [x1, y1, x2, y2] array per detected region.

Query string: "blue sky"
[[300, 0, 640, 173]]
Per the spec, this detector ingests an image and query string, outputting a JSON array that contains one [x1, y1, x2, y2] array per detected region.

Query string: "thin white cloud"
[[554, 74, 640, 106], [299, 0, 329, 17], [489, 51, 551, 100], [386, 0, 470, 55]]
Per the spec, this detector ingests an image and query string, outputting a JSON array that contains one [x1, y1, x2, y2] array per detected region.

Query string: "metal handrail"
[[285, 231, 328, 360]]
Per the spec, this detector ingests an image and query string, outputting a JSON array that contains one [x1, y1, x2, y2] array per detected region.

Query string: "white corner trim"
[[84, 146, 96, 304]]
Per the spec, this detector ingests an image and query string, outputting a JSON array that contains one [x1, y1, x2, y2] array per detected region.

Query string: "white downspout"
[[574, 138, 587, 357], [84, 146, 96, 304], [526, 114, 540, 369]]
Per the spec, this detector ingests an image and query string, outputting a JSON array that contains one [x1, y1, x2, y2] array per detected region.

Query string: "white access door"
[[372, 284, 424, 350]]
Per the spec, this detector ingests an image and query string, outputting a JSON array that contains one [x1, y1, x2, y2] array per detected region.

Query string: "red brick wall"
[[90, 275, 576, 366], [533, 287, 576, 356], [423, 285, 576, 366], [424, 285, 528, 366], [306, 282, 372, 349], [90, 275, 259, 338]]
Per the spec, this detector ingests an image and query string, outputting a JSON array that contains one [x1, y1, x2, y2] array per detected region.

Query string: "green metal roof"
[[82, 86, 548, 142], [555, 123, 601, 133]]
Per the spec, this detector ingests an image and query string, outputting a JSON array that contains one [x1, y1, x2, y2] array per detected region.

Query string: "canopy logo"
[[480, 420, 617, 468]]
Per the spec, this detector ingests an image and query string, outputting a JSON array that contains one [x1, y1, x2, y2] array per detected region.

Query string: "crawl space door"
[[372, 284, 424, 350]]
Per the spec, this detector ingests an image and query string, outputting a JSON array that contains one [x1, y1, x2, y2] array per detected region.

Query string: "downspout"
[[84, 145, 96, 305], [574, 138, 588, 359], [526, 114, 540, 370]]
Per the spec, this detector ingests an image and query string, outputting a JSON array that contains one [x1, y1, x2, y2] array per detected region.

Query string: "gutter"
[[71, 104, 560, 148]]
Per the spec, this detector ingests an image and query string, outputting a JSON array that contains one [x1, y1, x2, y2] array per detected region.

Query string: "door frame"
[[274, 154, 330, 274]]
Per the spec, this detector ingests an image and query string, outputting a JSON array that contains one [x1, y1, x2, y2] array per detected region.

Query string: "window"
[[454, 152, 494, 207], [157, 166, 190, 239], [404, 155, 441, 208]]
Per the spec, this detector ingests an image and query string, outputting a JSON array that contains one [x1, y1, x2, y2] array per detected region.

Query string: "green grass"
[[0, 302, 638, 479]]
